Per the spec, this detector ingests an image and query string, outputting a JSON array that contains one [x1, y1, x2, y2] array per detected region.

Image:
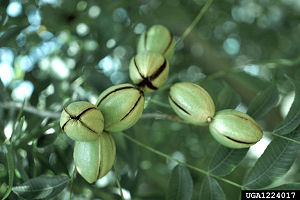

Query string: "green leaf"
[[37, 134, 58, 148], [12, 175, 69, 200], [198, 176, 226, 200], [12, 116, 25, 142], [266, 183, 300, 190], [1, 142, 15, 200], [217, 82, 241, 110], [25, 145, 35, 178], [243, 126, 300, 189], [0, 1, 8, 27], [15, 154, 29, 181], [209, 145, 248, 176], [228, 72, 268, 92], [274, 78, 300, 135], [10, 102, 25, 143], [166, 165, 193, 200], [247, 83, 279, 120]]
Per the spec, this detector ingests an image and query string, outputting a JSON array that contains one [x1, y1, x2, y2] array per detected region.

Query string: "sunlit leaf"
[[247, 83, 279, 120], [199, 176, 226, 200], [209, 145, 248, 176], [12, 175, 69, 200], [1, 142, 14, 200], [243, 126, 300, 189], [166, 165, 193, 200], [274, 77, 300, 135]]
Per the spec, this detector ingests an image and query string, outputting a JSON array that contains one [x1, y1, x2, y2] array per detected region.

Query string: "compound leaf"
[[12, 175, 69, 200], [243, 127, 300, 189]]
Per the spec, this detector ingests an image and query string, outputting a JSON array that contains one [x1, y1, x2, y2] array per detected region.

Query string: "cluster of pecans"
[[60, 84, 144, 183], [60, 24, 263, 183], [169, 82, 263, 148], [129, 25, 175, 92]]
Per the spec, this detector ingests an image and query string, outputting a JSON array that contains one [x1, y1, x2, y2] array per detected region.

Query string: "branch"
[[203, 55, 300, 81], [112, 166, 125, 200], [120, 132, 244, 189], [176, 0, 214, 46], [2, 101, 300, 146], [0, 101, 60, 119]]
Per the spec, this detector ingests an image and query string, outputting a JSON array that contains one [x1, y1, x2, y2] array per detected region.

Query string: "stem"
[[202, 54, 300, 82], [120, 132, 243, 189], [176, 0, 214, 46], [141, 113, 186, 123], [157, 83, 172, 92], [113, 166, 125, 200], [203, 67, 240, 81], [69, 165, 76, 200], [149, 99, 171, 109], [142, 113, 300, 145], [252, 55, 300, 68]]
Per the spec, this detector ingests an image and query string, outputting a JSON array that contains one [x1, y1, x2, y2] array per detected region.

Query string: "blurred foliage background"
[[1, 0, 300, 199]]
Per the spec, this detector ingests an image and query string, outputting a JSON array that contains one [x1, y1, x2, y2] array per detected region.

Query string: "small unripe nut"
[[168, 82, 215, 126], [96, 83, 145, 132], [137, 24, 175, 61], [209, 109, 263, 149], [60, 101, 104, 141], [73, 131, 116, 183], [129, 52, 169, 92]]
